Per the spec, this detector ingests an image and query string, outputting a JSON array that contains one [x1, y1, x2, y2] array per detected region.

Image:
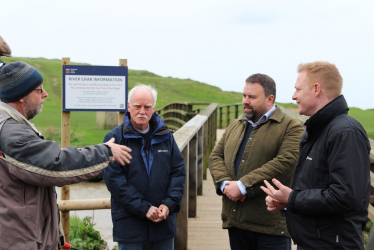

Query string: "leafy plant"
[[69, 216, 106, 250], [364, 220, 373, 248]]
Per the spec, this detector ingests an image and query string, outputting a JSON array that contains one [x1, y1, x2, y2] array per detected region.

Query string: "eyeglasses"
[[34, 88, 44, 94]]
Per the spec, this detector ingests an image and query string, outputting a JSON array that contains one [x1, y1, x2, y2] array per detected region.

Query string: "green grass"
[[2, 57, 373, 146], [348, 108, 374, 139]]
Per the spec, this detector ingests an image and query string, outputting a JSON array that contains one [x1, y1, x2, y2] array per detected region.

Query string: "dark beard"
[[23, 97, 42, 120], [243, 104, 257, 121], [25, 106, 41, 120], [244, 110, 253, 120]]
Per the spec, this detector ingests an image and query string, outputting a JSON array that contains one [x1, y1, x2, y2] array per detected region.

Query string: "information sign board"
[[62, 65, 128, 111]]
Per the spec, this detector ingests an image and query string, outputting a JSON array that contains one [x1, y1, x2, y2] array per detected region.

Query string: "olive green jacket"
[[209, 106, 304, 237]]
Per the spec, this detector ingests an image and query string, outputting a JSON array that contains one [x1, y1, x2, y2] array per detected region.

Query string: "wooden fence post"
[[197, 127, 204, 195], [175, 146, 189, 250], [219, 107, 223, 129], [225, 106, 230, 128], [61, 57, 71, 242], [118, 59, 127, 125], [188, 135, 198, 217]]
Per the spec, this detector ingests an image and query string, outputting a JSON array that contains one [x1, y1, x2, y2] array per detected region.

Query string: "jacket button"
[[233, 209, 236, 212], [281, 231, 284, 234], [249, 137, 252, 140]]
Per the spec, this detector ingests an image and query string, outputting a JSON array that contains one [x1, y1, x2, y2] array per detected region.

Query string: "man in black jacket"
[[261, 61, 371, 250], [102, 84, 186, 250]]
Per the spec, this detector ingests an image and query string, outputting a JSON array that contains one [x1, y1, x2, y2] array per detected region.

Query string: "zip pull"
[[145, 149, 149, 161]]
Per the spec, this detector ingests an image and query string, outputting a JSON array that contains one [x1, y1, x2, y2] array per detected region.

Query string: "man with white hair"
[[102, 84, 186, 250]]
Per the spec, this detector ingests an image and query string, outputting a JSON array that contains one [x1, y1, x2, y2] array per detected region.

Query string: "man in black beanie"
[[0, 61, 133, 250]]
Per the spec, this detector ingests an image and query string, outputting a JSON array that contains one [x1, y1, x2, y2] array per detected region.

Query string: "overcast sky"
[[2, 0, 373, 109]]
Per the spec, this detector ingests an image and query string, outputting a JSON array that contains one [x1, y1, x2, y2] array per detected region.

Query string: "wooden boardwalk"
[[187, 169, 230, 250]]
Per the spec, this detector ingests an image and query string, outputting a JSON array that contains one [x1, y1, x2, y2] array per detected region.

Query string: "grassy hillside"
[[1, 57, 242, 146], [2, 57, 373, 145], [348, 108, 374, 139]]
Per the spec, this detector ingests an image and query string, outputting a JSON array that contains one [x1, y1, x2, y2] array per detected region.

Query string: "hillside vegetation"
[[2, 57, 373, 145]]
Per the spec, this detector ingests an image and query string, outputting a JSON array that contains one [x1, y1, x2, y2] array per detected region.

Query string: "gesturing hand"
[[260, 178, 292, 204], [264, 195, 287, 211], [104, 138, 132, 165]]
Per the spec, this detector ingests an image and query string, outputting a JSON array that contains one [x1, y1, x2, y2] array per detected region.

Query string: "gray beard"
[[244, 111, 253, 120], [25, 106, 42, 120]]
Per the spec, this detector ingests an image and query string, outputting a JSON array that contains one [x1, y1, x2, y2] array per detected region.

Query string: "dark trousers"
[[228, 227, 291, 250]]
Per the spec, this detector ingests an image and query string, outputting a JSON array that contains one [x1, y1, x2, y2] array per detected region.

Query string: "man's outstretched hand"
[[104, 138, 132, 165]]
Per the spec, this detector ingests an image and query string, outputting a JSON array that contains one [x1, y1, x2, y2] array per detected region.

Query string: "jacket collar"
[[0, 102, 42, 136], [123, 112, 170, 136], [304, 95, 348, 136]]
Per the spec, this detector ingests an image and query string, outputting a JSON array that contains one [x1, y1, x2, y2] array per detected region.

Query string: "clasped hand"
[[223, 181, 246, 202], [146, 204, 169, 223]]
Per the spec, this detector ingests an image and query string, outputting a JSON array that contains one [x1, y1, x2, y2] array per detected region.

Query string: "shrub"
[[69, 216, 107, 250]]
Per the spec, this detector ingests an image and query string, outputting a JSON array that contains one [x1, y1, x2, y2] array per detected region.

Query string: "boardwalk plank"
[[187, 169, 231, 250]]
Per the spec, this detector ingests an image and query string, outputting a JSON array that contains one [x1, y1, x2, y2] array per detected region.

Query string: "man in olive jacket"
[[209, 73, 304, 250]]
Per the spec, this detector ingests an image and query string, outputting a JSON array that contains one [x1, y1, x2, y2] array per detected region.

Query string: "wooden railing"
[[155, 102, 210, 132], [217, 103, 241, 129], [58, 102, 218, 250]]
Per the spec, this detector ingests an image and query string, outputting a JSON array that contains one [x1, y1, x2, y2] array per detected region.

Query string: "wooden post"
[[175, 146, 189, 250], [219, 107, 223, 129], [118, 59, 127, 125], [197, 127, 203, 195], [188, 135, 197, 218], [61, 57, 71, 242], [235, 104, 239, 119], [225, 106, 230, 128], [213, 108, 217, 148]]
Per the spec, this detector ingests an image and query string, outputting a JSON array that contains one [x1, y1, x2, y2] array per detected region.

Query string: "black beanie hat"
[[0, 62, 43, 103]]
